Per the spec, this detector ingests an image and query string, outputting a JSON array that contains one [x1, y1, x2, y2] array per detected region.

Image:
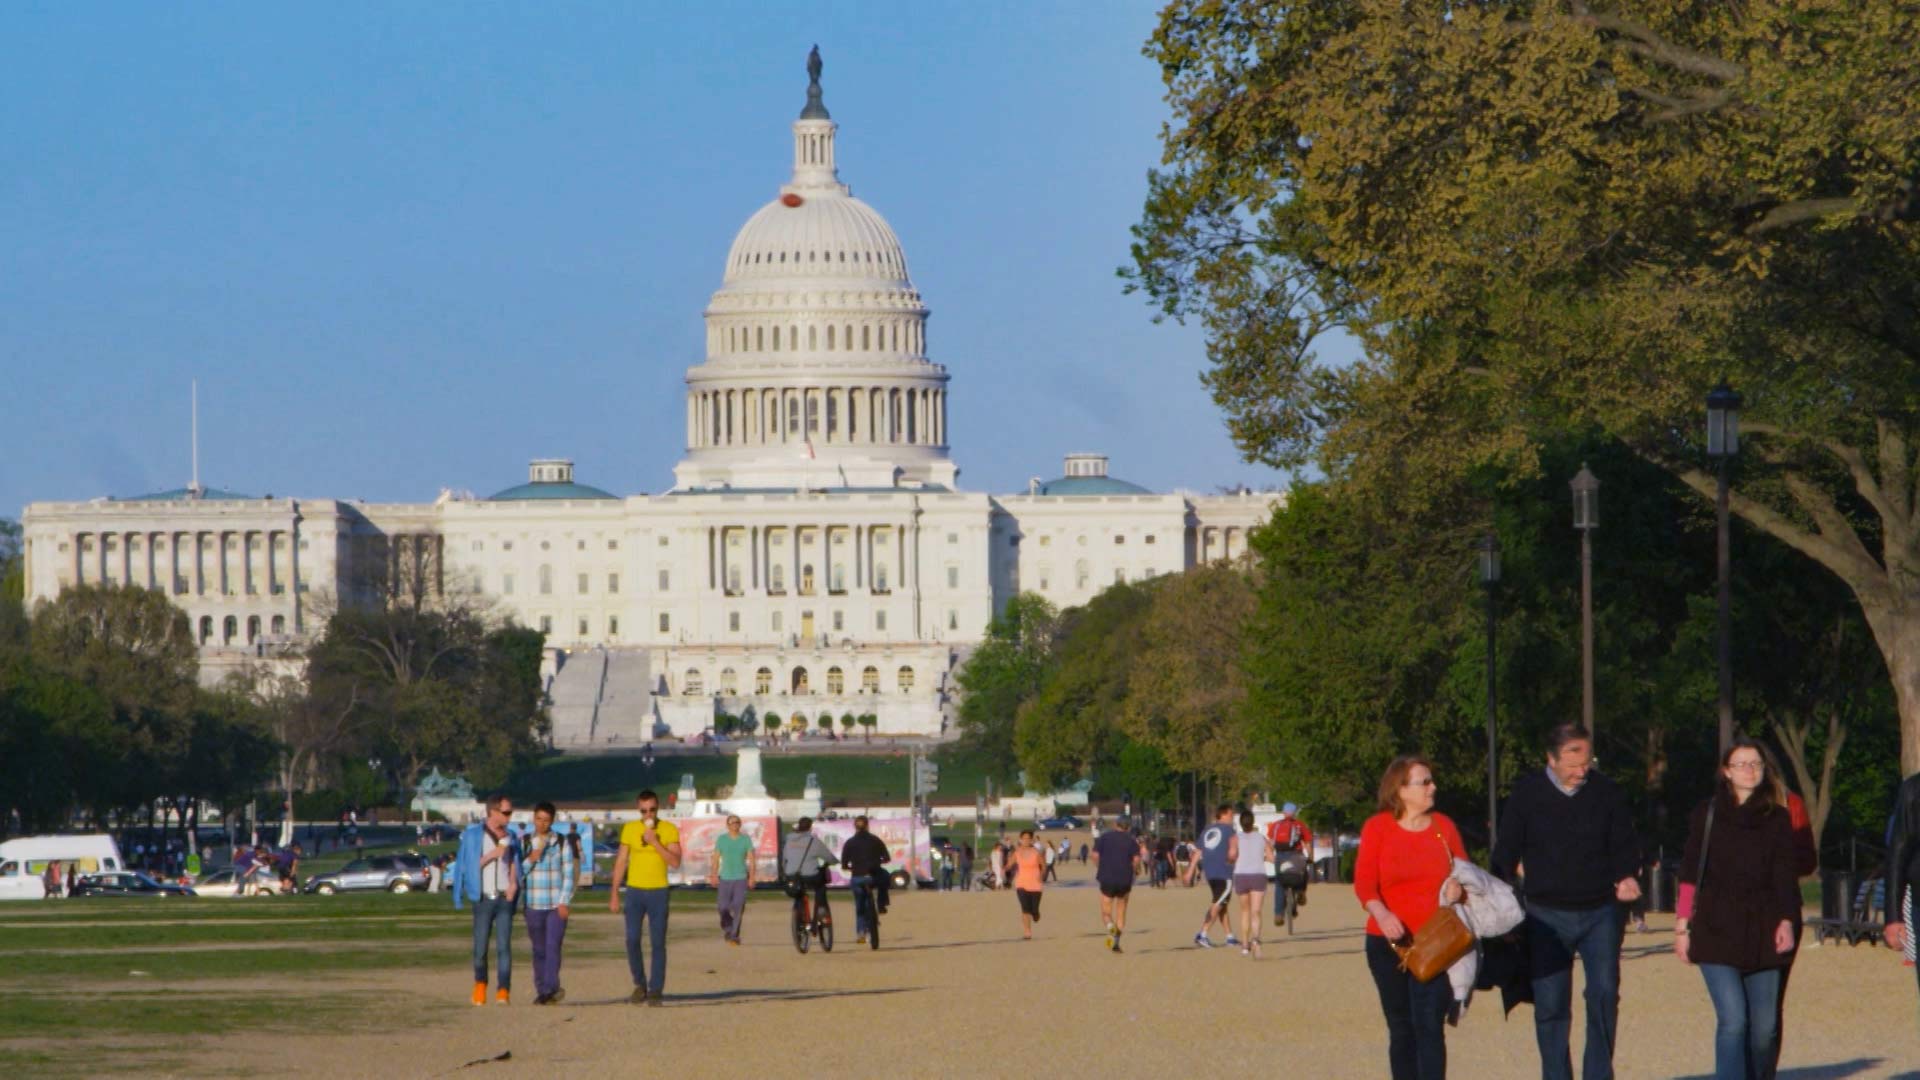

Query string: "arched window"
[[826, 325, 835, 350], [827, 667, 844, 694], [757, 326, 765, 350], [801, 564, 815, 594], [755, 667, 773, 694], [897, 666, 915, 692], [861, 325, 870, 350], [270, 615, 285, 635], [199, 616, 213, 644], [772, 324, 781, 351], [791, 667, 810, 694], [222, 615, 237, 644], [788, 326, 797, 350], [684, 669, 703, 695], [1075, 560, 1089, 589], [806, 394, 820, 435], [862, 666, 880, 693], [719, 667, 738, 694], [809, 324, 817, 350]]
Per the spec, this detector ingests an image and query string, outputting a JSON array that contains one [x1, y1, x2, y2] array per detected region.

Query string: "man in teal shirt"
[[708, 815, 757, 945]]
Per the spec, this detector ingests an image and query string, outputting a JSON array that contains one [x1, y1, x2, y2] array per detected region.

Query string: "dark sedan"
[[71, 871, 197, 898]]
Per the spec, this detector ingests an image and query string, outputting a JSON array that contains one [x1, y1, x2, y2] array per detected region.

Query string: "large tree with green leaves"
[[956, 594, 1060, 782], [1132, 0, 1920, 770]]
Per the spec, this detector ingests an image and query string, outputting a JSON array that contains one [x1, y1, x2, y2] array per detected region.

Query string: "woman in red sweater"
[[1355, 755, 1466, 1080]]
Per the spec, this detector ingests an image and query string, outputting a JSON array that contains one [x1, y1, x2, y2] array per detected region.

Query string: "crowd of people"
[[437, 724, 1920, 1080]]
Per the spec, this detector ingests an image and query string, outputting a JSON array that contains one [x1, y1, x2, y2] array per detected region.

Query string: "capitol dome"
[[676, 48, 955, 494]]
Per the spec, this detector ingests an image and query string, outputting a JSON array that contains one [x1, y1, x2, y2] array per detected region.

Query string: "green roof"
[[118, 486, 256, 501], [488, 480, 619, 502], [1032, 475, 1153, 496]]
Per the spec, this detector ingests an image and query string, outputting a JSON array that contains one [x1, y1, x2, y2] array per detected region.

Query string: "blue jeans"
[[1365, 934, 1451, 1080], [850, 875, 876, 937], [1699, 964, 1780, 1080], [622, 886, 669, 994], [470, 896, 514, 988], [1527, 903, 1623, 1080]]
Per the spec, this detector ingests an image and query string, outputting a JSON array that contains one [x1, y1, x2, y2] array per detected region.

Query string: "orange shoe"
[[471, 982, 486, 1006], [495, 987, 510, 1005]]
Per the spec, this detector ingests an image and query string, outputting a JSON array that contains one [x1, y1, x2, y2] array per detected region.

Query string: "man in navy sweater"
[[1492, 724, 1641, 1080]]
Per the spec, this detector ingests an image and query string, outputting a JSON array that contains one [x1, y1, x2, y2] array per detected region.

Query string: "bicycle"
[[1274, 852, 1309, 936], [849, 874, 882, 950], [788, 879, 834, 954]]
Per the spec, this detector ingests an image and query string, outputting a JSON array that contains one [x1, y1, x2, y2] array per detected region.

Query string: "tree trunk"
[[1857, 602, 1920, 778]]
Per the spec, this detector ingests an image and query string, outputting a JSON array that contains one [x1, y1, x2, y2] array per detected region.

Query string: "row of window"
[[473, 538, 621, 553], [1033, 565, 1158, 592], [1034, 534, 1159, 547], [196, 614, 286, 646], [684, 665, 916, 696], [526, 604, 972, 640]]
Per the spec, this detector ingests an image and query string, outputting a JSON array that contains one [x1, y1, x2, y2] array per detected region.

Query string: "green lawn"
[[500, 743, 1002, 806]]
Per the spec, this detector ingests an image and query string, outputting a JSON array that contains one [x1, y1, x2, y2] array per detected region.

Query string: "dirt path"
[[188, 872, 1917, 1079]]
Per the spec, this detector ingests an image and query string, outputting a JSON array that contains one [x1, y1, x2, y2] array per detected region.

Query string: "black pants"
[[1365, 933, 1451, 1080]]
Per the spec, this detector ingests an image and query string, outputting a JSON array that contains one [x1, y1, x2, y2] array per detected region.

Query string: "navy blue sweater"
[[1492, 769, 1641, 910]]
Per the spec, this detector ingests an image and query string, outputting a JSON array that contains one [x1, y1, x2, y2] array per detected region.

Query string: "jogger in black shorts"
[[1188, 805, 1240, 949], [1093, 821, 1142, 952]]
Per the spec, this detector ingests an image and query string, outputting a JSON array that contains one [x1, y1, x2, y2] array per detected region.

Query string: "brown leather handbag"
[[1391, 831, 1475, 982]]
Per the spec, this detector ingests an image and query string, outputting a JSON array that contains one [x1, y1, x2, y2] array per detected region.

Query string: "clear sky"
[[0, 2, 1291, 517]]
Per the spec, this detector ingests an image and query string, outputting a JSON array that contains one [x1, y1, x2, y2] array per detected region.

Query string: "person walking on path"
[[709, 815, 756, 946], [958, 842, 974, 891], [1093, 818, 1142, 952], [1674, 738, 1799, 1080], [1009, 830, 1046, 939], [609, 790, 682, 1006], [1492, 724, 1642, 1080], [1885, 769, 1920, 1029], [520, 802, 577, 1006], [840, 815, 892, 945], [1228, 810, 1273, 959], [452, 794, 520, 1006], [1042, 838, 1058, 883], [1356, 756, 1468, 1080], [1188, 804, 1239, 949]]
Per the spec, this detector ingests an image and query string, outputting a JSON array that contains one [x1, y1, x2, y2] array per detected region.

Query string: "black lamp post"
[[1570, 464, 1600, 738], [1477, 534, 1501, 847], [1707, 382, 1743, 755]]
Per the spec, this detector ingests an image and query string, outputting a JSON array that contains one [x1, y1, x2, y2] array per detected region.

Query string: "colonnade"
[[703, 522, 913, 599], [688, 384, 947, 450], [69, 528, 295, 598]]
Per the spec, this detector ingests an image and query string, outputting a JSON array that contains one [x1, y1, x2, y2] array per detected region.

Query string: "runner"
[[708, 814, 756, 946], [1009, 830, 1046, 939], [1228, 809, 1273, 959], [609, 789, 683, 1006], [1092, 818, 1142, 953], [1266, 802, 1315, 925], [1187, 804, 1239, 949]]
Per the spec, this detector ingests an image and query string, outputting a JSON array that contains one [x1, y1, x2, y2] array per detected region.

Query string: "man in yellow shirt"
[[609, 789, 682, 1005]]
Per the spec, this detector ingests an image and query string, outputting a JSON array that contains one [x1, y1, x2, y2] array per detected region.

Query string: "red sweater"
[[1354, 812, 1465, 937]]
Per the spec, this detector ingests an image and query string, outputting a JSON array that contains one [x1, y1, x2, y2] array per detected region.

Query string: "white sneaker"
[[1226, 935, 1240, 947]]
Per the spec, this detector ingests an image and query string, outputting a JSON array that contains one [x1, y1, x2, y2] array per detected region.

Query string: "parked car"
[[304, 855, 430, 895], [1036, 816, 1085, 832], [71, 871, 196, 898], [191, 867, 285, 898]]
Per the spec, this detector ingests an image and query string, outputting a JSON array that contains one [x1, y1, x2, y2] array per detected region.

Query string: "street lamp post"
[[1707, 382, 1743, 755], [1570, 464, 1600, 739], [1478, 534, 1502, 848]]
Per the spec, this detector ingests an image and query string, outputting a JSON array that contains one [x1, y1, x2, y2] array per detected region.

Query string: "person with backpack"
[[1676, 738, 1800, 1080], [1266, 802, 1315, 920], [520, 802, 577, 1005]]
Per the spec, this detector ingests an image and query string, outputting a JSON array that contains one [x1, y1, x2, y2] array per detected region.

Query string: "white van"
[[0, 835, 126, 900]]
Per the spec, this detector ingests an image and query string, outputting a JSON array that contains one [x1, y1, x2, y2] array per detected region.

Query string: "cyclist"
[[781, 817, 838, 932], [1265, 802, 1315, 925], [839, 815, 891, 944]]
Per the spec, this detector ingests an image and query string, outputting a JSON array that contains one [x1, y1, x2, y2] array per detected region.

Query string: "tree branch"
[[1667, 463, 1881, 585], [1746, 421, 1906, 546], [1567, 3, 1746, 83], [1744, 197, 1868, 236]]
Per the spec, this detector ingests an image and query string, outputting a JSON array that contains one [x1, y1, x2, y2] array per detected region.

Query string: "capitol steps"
[[546, 648, 608, 748], [596, 650, 656, 745]]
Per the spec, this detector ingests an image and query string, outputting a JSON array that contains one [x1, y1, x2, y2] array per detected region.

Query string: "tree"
[[28, 583, 198, 717], [858, 712, 876, 741], [822, 713, 839, 736], [1120, 563, 1258, 787], [0, 519, 24, 654], [1014, 582, 1155, 788], [840, 713, 857, 737], [1133, 1, 1920, 771], [956, 594, 1059, 781], [765, 712, 784, 737]]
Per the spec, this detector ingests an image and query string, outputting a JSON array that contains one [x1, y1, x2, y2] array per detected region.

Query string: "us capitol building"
[[19, 54, 1279, 748]]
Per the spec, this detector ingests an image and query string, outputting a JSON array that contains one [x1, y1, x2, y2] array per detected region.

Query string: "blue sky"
[[0, 2, 1292, 515]]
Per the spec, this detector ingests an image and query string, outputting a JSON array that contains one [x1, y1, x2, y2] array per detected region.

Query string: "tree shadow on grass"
[[571, 986, 923, 1008], [1675, 1061, 1890, 1080]]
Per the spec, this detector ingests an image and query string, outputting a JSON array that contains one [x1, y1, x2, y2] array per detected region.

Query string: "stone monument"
[[723, 746, 779, 818]]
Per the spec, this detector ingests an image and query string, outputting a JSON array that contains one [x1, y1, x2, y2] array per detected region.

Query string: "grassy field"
[[500, 744, 1001, 805]]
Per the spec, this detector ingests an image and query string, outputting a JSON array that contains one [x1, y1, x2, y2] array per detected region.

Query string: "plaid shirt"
[[519, 833, 577, 910]]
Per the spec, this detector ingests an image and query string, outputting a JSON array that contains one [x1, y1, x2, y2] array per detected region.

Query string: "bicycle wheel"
[[1284, 888, 1297, 936], [793, 900, 810, 954], [818, 906, 835, 952], [866, 896, 881, 950]]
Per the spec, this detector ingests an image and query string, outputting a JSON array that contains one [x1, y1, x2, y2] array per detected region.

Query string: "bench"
[[1806, 877, 1886, 947]]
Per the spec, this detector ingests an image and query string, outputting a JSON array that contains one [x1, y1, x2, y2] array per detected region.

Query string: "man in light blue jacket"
[[452, 794, 519, 1005]]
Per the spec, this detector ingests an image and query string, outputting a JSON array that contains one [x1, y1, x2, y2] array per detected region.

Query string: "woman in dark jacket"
[[1675, 737, 1799, 1080]]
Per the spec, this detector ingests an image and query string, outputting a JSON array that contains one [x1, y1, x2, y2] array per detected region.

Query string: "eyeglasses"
[[1402, 778, 1436, 788], [1727, 761, 1765, 772]]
